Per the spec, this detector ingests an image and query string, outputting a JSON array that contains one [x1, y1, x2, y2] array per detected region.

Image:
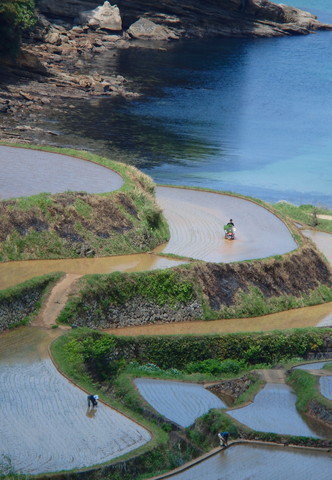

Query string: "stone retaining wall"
[[74, 297, 203, 329], [0, 274, 60, 331], [308, 400, 332, 427]]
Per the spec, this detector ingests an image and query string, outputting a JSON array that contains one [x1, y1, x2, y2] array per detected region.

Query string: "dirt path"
[[32, 273, 81, 328], [256, 369, 286, 384]]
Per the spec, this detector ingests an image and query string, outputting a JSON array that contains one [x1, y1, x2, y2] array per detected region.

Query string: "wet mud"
[[167, 444, 332, 480], [0, 327, 151, 474], [228, 383, 323, 438], [0, 145, 123, 199], [134, 378, 225, 427]]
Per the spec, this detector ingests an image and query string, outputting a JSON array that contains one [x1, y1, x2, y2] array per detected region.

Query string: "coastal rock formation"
[[79, 1, 122, 31], [127, 18, 179, 40], [37, 0, 331, 38]]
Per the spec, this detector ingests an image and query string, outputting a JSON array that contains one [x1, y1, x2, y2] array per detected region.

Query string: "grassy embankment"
[[288, 368, 332, 420], [49, 327, 332, 479], [0, 144, 169, 262], [0, 272, 62, 331], [273, 202, 332, 234], [56, 245, 332, 327]]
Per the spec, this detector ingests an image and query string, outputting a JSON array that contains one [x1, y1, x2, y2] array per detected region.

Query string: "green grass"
[[202, 284, 332, 320], [273, 202, 332, 233], [287, 369, 332, 414]]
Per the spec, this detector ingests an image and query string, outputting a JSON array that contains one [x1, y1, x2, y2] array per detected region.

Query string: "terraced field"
[[0, 328, 151, 475]]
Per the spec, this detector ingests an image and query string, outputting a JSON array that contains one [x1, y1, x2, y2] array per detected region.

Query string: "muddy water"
[[228, 384, 322, 438], [302, 230, 332, 263], [0, 253, 184, 290], [106, 302, 332, 336], [0, 326, 151, 474], [168, 444, 332, 480], [134, 378, 225, 427], [0, 146, 123, 199]]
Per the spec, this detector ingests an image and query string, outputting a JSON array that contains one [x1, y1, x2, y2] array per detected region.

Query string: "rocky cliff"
[[37, 0, 330, 37]]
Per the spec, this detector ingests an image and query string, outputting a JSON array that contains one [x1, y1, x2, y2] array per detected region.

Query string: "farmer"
[[87, 394, 98, 408], [218, 431, 229, 447]]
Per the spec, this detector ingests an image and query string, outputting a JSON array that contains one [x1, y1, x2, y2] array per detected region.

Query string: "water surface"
[[134, 378, 225, 427], [168, 444, 332, 480], [228, 383, 321, 438], [33, 0, 332, 207], [0, 146, 123, 199]]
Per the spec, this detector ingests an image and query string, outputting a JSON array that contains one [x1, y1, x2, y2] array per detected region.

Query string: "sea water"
[[45, 1, 332, 207]]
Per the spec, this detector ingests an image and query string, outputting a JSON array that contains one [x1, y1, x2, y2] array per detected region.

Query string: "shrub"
[[0, 0, 36, 55], [185, 358, 246, 376]]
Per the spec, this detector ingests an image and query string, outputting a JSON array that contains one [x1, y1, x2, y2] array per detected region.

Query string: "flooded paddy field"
[[156, 186, 297, 263], [302, 230, 332, 263], [320, 377, 332, 400], [0, 327, 151, 474], [295, 361, 331, 370], [134, 379, 225, 427], [167, 444, 332, 480], [0, 145, 123, 199], [227, 383, 322, 438]]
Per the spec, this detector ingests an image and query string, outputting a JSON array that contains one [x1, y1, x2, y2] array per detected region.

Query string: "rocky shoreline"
[[0, 0, 331, 144]]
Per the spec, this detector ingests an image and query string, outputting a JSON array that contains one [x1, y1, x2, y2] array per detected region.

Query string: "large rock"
[[79, 1, 122, 31], [127, 17, 178, 40]]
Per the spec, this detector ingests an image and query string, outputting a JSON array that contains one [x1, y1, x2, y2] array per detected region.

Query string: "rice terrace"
[[1, 0, 332, 479]]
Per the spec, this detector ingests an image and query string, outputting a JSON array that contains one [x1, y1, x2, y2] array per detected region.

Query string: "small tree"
[[0, 0, 36, 56]]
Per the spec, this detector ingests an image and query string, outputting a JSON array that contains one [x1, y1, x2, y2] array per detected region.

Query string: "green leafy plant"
[[0, 0, 36, 55]]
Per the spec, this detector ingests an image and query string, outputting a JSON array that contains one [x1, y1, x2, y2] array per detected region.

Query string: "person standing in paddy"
[[218, 431, 229, 447]]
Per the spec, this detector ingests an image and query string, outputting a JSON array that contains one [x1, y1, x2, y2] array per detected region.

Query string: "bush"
[[185, 358, 247, 376], [0, 0, 36, 55]]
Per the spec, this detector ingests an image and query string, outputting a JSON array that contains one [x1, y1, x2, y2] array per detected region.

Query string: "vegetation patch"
[[288, 369, 332, 427], [0, 146, 169, 261], [273, 202, 332, 233], [57, 269, 197, 327], [0, 0, 36, 56]]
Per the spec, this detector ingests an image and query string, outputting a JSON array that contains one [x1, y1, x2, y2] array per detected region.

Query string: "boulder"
[[79, 2, 122, 31], [127, 17, 177, 40]]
